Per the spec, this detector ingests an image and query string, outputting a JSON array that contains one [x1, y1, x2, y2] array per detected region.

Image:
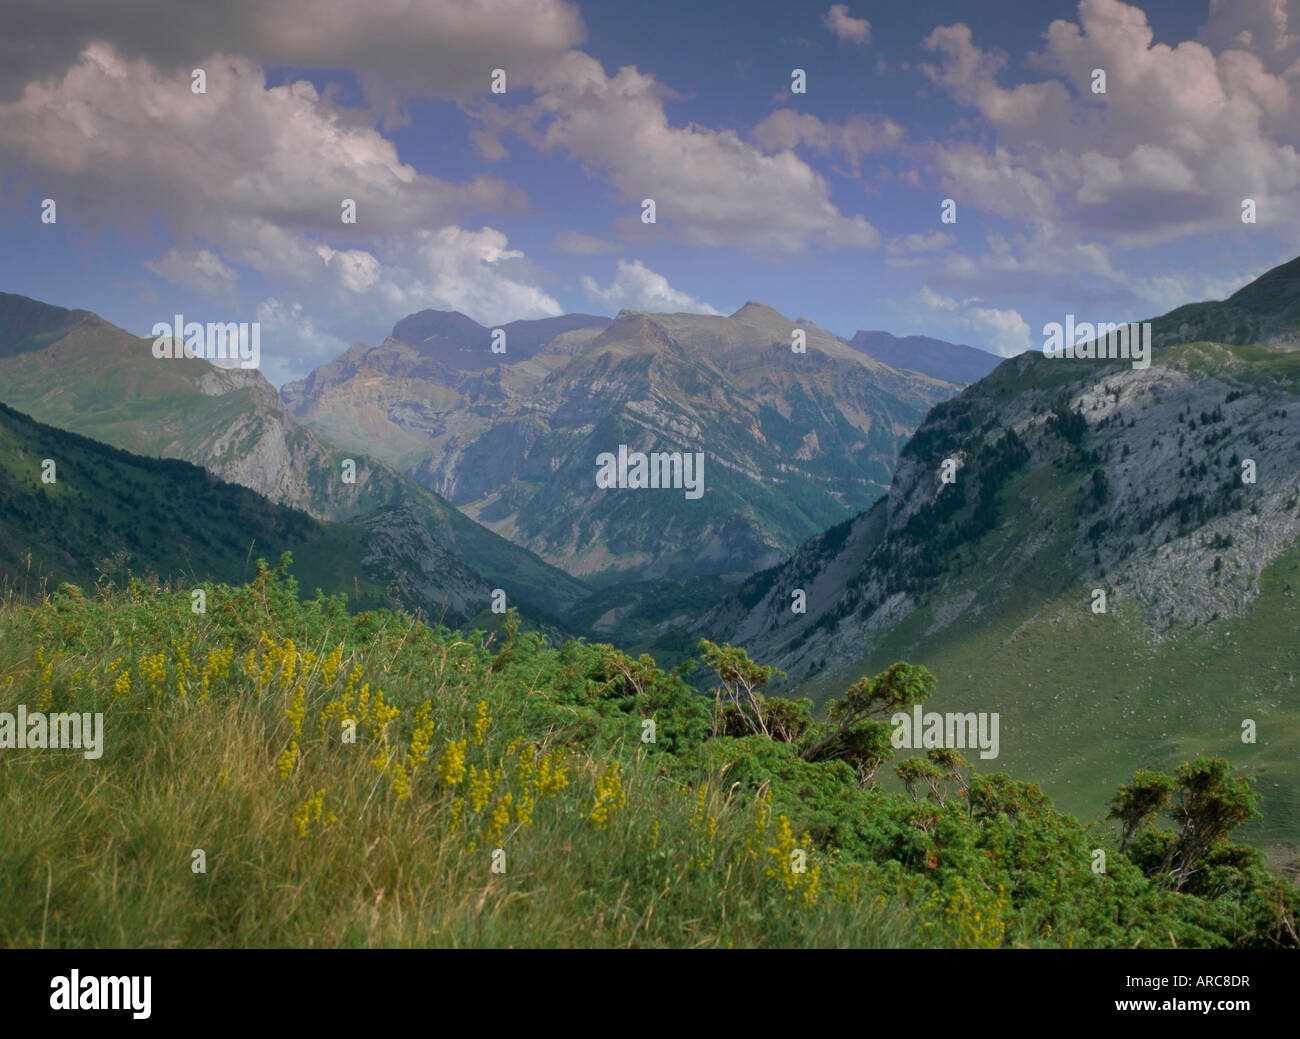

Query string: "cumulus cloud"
[[580, 259, 721, 314], [921, 24, 1070, 132], [0, 0, 586, 105], [145, 248, 238, 296], [394, 226, 565, 325], [907, 0, 1300, 321], [915, 286, 1032, 356], [0, 44, 523, 252], [920, 0, 1300, 246], [252, 298, 353, 387], [480, 51, 881, 252], [0, 41, 565, 364], [751, 110, 903, 175], [1199, 0, 1299, 68], [239, 224, 565, 383], [822, 5, 871, 45]]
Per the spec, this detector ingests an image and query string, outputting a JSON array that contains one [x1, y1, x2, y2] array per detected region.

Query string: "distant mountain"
[[284, 302, 960, 583], [0, 399, 503, 624], [846, 330, 1001, 385], [0, 293, 590, 623]]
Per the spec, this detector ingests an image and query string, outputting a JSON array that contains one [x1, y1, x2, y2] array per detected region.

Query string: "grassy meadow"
[[0, 557, 1294, 948]]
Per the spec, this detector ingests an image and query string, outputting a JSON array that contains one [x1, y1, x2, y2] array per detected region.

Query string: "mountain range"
[[283, 302, 961, 582]]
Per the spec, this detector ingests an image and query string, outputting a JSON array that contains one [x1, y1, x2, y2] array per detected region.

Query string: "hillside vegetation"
[[0, 561, 1293, 948], [0, 293, 590, 621]]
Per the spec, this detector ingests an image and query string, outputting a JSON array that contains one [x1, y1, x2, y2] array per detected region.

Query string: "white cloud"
[[482, 51, 881, 252], [822, 5, 871, 45], [905, 0, 1300, 324], [244, 224, 566, 383], [751, 109, 903, 175], [252, 298, 353, 387], [921, 24, 1068, 132], [580, 259, 721, 314], [312, 245, 383, 294], [915, 286, 1032, 356], [918, 1, 1300, 246], [0, 43, 525, 253], [0, 42, 568, 379], [886, 231, 956, 256], [397, 226, 565, 326], [145, 248, 237, 296], [1199, 0, 1299, 68]]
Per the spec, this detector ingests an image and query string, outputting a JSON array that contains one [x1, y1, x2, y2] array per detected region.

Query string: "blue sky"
[[1, 0, 1297, 385]]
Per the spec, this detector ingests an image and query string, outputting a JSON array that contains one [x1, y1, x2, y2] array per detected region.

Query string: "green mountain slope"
[[0, 292, 590, 621], [1152, 254, 1300, 350], [0, 398, 406, 614]]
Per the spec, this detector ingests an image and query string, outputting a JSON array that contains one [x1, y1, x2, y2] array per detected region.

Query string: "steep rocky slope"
[[707, 342, 1300, 680]]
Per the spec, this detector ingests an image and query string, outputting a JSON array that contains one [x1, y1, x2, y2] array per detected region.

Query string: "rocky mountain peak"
[[729, 301, 791, 326]]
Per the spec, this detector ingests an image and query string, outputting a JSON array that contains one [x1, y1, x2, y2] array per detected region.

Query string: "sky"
[[1, 0, 1298, 386]]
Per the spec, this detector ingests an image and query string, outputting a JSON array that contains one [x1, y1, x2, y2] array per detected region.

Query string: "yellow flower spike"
[[286, 687, 305, 738], [534, 747, 570, 797], [689, 784, 708, 830], [438, 740, 467, 788], [487, 793, 513, 845], [294, 788, 328, 838], [392, 762, 411, 800], [516, 744, 536, 786], [471, 700, 491, 746], [468, 765, 493, 812], [803, 865, 822, 906], [139, 651, 167, 697], [321, 644, 343, 687], [589, 762, 625, 829], [277, 741, 299, 780], [280, 639, 298, 686]]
